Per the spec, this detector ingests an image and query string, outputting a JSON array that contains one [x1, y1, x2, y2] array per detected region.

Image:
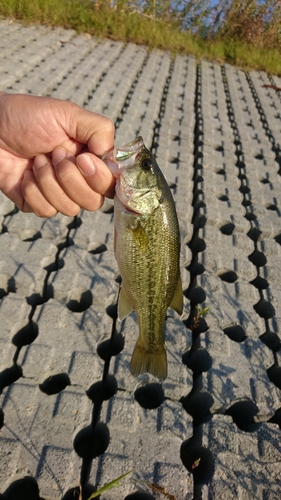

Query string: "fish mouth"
[[102, 136, 144, 177], [123, 205, 141, 215]]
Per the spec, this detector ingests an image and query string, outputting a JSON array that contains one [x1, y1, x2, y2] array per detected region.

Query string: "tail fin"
[[130, 340, 167, 380]]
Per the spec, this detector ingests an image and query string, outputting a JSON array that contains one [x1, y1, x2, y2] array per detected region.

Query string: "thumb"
[[60, 101, 115, 156]]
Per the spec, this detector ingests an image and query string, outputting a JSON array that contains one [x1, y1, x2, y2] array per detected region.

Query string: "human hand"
[[0, 92, 115, 217]]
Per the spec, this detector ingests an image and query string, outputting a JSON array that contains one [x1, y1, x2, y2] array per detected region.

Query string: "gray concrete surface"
[[0, 19, 281, 500]]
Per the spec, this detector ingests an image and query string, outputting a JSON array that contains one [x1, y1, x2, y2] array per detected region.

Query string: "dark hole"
[[12, 321, 38, 348], [244, 212, 256, 221], [220, 223, 235, 235], [26, 292, 48, 307], [260, 178, 270, 184], [237, 159, 246, 168], [97, 333, 125, 361], [184, 286, 206, 309], [134, 383, 164, 409], [2, 476, 40, 500], [169, 157, 179, 164], [255, 153, 264, 160], [225, 400, 259, 432], [250, 276, 269, 290], [254, 299, 275, 319], [267, 365, 281, 390], [43, 257, 64, 273], [0, 408, 4, 429], [0, 275, 15, 299], [238, 172, 247, 181], [267, 204, 278, 211], [62, 484, 96, 500], [180, 391, 213, 424], [67, 216, 82, 230], [187, 261, 205, 280], [168, 181, 177, 189], [247, 228, 262, 242], [100, 203, 114, 214], [39, 372, 70, 395], [269, 407, 281, 428], [248, 249, 267, 267], [275, 234, 281, 245], [125, 493, 155, 500], [242, 199, 251, 207], [194, 175, 203, 186], [183, 315, 209, 336], [223, 324, 246, 342], [182, 348, 212, 377], [73, 423, 110, 460], [180, 439, 215, 485], [239, 185, 250, 194], [260, 331, 281, 351], [216, 169, 225, 176], [106, 303, 118, 320], [115, 274, 122, 284], [86, 375, 118, 403], [58, 237, 74, 251], [88, 242, 107, 254], [192, 213, 206, 230], [218, 195, 229, 202], [67, 289, 92, 312], [194, 200, 206, 211], [0, 364, 23, 394], [188, 237, 206, 254], [21, 231, 42, 242], [218, 271, 237, 283]]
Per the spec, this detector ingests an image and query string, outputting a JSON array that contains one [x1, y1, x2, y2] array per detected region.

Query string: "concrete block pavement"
[[0, 19, 281, 500]]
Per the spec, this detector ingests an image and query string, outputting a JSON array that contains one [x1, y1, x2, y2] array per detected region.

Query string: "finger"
[[63, 102, 115, 156], [52, 147, 105, 211], [76, 153, 115, 199], [33, 154, 81, 216], [21, 169, 58, 217]]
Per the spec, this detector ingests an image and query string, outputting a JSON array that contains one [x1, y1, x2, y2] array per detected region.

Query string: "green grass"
[[1, 0, 281, 75]]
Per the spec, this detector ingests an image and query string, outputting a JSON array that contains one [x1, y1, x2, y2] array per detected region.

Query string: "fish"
[[103, 137, 183, 380]]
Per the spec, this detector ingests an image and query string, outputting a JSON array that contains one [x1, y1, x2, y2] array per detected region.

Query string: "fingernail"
[[77, 154, 96, 177], [52, 146, 66, 166], [34, 154, 48, 169]]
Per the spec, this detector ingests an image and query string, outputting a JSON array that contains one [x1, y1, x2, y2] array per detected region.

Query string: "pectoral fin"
[[130, 222, 149, 252], [169, 276, 183, 315], [118, 285, 134, 320]]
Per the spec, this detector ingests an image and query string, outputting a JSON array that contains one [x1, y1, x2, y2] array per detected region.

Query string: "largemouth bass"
[[103, 137, 183, 380]]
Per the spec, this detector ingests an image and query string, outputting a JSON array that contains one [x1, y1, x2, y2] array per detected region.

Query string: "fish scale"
[[104, 137, 183, 380]]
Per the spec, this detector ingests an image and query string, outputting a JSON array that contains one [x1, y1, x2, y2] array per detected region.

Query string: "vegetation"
[[0, 1, 281, 74]]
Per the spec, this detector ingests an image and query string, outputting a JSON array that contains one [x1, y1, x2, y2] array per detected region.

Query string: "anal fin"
[[169, 276, 183, 315], [118, 285, 134, 321]]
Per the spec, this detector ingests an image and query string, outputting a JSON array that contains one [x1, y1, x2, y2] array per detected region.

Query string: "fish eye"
[[141, 158, 152, 170]]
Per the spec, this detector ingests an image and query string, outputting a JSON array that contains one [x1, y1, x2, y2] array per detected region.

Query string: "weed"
[[86, 469, 133, 499], [190, 305, 209, 332], [0, 1, 281, 74]]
